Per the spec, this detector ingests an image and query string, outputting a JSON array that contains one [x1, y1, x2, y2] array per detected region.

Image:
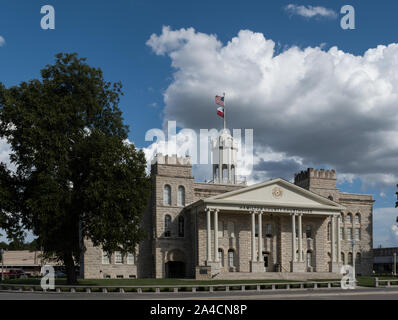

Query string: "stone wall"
[[294, 168, 374, 275], [82, 239, 138, 279]]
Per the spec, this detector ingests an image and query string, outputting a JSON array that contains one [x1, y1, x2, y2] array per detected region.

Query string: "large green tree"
[[0, 53, 150, 283]]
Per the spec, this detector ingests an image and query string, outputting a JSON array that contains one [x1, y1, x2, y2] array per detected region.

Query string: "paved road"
[[1, 287, 398, 300]]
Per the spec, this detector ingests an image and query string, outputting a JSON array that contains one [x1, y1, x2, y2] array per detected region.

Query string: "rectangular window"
[[102, 251, 111, 265], [218, 221, 223, 238], [265, 224, 272, 238], [115, 251, 123, 264], [178, 216, 185, 237], [228, 251, 234, 267], [339, 227, 344, 240], [127, 253, 135, 265], [306, 226, 312, 239], [255, 224, 259, 237], [228, 222, 235, 238]]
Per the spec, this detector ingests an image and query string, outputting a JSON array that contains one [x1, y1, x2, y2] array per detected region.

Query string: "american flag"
[[215, 95, 224, 107]]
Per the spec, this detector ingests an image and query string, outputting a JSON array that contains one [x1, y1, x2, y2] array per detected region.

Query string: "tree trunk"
[[64, 252, 77, 285]]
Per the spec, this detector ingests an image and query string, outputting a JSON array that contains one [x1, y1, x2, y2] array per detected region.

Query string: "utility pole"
[[395, 184, 398, 222], [352, 239, 356, 285], [395, 185, 397, 276], [0, 248, 4, 281]]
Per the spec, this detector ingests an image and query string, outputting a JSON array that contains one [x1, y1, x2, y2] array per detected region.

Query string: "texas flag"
[[217, 106, 224, 118]]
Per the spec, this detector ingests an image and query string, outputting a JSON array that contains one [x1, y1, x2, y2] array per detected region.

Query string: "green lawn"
[[356, 276, 397, 287]]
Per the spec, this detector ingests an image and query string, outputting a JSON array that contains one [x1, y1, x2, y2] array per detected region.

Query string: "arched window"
[[306, 225, 312, 239], [341, 252, 345, 264], [228, 249, 235, 267], [346, 228, 353, 240], [178, 215, 184, 237], [355, 213, 361, 224], [348, 252, 353, 266], [340, 213, 344, 222], [164, 215, 171, 237], [355, 228, 360, 241], [177, 186, 185, 206], [328, 195, 334, 201], [222, 167, 228, 183], [356, 252, 361, 264], [346, 213, 352, 224], [228, 221, 235, 238], [218, 249, 224, 267], [163, 185, 171, 206], [215, 166, 219, 181]]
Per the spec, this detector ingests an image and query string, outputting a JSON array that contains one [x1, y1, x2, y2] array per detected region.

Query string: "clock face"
[[272, 187, 283, 199]]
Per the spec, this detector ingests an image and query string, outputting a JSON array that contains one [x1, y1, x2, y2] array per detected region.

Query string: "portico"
[[188, 178, 346, 276]]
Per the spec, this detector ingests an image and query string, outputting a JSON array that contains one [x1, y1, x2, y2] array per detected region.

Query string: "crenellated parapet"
[[151, 153, 191, 166], [294, 168, 336, 184]]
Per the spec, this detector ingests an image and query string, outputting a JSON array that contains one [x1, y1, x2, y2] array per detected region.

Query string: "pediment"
[[207, 178, 343, 210]]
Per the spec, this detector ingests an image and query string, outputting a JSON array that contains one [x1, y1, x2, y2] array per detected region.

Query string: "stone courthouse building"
[[81, 130, 374, 279]]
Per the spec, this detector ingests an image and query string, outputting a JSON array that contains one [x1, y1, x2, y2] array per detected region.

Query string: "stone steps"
[[213, 272, 342, 281]]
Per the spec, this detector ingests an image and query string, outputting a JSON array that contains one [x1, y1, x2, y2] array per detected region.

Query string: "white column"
[[331, 215, 336, 263], [251, 211, 256, 262], [206, 208, 212, 262], [337, 215, 341, 263], [291, 213, 296, 263], [258, 211, 263, 262], [214, 209, 219, 262], [219, 144, 222, 183], [298, 214, 303, 262]]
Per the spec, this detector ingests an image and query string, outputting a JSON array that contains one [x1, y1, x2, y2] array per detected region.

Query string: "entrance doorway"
[[165, 249, 186, 278], [165, 261, 185, 278], [262, 251, 270, 272]]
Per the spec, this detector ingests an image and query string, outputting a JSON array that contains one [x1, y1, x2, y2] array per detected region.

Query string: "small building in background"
[[373, 247, 398, 274], [1, 250, 60, 276]]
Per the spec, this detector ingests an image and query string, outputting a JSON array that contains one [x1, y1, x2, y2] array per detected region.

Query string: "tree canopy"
[[0, 53, 151, 283]]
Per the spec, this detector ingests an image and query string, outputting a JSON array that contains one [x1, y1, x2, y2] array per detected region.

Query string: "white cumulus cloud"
[[284, 4, 338, 19], [392, 225, 398, 238], [146, 26, 398, 188], [0, 36, 5, 47], [372, 208, 398, 248]]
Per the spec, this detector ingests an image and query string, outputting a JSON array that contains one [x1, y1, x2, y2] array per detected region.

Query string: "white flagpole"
[[223, 92, 226, 130]]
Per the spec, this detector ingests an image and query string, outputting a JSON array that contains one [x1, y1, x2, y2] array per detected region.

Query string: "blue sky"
[[0, 0, 397, 247]]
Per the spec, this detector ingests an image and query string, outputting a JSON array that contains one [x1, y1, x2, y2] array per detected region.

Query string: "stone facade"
[[295, 168, 374, 275], [81, 158, 374, 279]]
